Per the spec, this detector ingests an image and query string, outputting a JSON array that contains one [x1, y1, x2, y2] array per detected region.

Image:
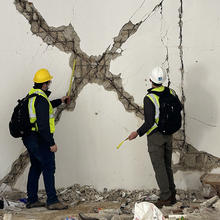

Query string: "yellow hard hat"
[[33, 69, 53, 83]]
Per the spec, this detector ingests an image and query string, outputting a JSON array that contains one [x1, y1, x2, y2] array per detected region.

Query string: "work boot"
[[46, 201, 68, 210], [26, 200, 45, 209], [170, 193, 177, 205], [154, 196, 173, 209]]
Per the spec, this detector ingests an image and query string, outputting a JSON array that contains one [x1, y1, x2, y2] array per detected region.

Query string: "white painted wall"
[[1, 0, 220, 192]]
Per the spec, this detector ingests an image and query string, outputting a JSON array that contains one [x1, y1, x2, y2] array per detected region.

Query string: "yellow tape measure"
[[67, 59, 76, 96], [117, 138, 128, 149]]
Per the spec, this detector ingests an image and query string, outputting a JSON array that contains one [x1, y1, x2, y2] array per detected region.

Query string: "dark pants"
[[22, 133, 58, 205], [147, 131, 176, 200]]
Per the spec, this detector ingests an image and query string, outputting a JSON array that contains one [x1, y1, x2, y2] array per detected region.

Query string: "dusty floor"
[[1, 184, 220, 219], [0, 201, 123, 220], [1, 200, 220, 220]]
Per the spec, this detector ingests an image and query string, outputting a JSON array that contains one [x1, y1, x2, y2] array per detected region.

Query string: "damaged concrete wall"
[[1, 0, 220, 192]]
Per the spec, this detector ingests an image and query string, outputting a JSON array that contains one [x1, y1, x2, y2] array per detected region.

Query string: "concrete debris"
[[173, 141, 220, 173], [213, 199, 220, 212], [79, 210, 123, 220], [201, 173, 220, 196], [201, 184, 217, 199], [3, 214, 12, 220], [2, 197, 25, 211], [78, 213, 133, 220], [0, 184, 12, 195], [79, 213, 100, 220], [1, 189, 26, 202], [146, 194, 159, 201], [167, 214, 187, 220], [0, 185, 220, 219], [0, 151, 29, 187], [200, 195, 219, 208], [38, 184, 205, 214]]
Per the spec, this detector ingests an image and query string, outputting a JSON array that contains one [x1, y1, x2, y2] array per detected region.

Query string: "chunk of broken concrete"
[[213, 199, 220, 212], [201, 173, 220, 196], [202, 183, 217, 199], [79, 213, 106, 220], [200, 196, 219, 208]]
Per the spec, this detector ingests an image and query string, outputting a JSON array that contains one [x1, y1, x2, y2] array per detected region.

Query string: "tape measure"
[[67, 59, 76, 97], [117, 138, 128, 149]]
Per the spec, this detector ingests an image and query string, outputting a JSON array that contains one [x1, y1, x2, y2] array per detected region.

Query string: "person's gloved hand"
[[61, 96, 70, 105]]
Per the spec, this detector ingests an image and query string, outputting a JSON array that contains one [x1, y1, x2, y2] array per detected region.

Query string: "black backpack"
[[9, 94, 38, 138], [150, 87, 182, 135]]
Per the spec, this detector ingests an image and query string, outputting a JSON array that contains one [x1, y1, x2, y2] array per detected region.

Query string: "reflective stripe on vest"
[[28, 88, 55, 134], [146, 93, 160, 135]]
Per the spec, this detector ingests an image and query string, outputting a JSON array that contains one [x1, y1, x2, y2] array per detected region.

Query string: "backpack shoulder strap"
[[26, 93, 39, 99], [169, 88, 177, 96]]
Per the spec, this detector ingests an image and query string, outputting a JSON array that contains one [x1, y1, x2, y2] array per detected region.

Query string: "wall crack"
[[159, 2, 171, 87]]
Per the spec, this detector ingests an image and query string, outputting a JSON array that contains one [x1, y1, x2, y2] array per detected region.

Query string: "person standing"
[[22, 69, 69, 210], [128, 67, 182, 208]]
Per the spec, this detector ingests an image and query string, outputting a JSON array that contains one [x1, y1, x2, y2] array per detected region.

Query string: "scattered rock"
[[213, 199, 220, 211], [201, 173, 220, 196], [202, 184, 217, 199]]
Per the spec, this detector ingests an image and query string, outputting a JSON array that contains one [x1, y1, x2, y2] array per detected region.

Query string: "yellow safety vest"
[[146, 86, 175, 135], [28, 88, 55, 133]]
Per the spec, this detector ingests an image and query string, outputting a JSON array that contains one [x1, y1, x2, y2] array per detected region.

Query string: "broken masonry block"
[[15, 3, 24, 13], [23, 11, 31, 21], [66, 42, 74, 51], [25, 2, 32, 13], [200, 195, 219, 208], [201, 174, 220, 196], [32, 12, 38, 21], [50, 31, 58, 40], [64, 25, 79, 42], [31, 21, 39, 34], [41, 22, 49, 32], [202, 184, 217, 199], [44, 35, 54, 45], [57, 32, 66, 42]]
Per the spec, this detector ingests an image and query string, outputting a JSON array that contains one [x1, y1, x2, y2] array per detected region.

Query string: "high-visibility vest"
[[146, 86, 174, 135], [28, 88, 55, 133]]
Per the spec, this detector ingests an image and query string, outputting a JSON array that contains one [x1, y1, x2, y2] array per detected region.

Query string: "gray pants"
[[147, 131, 176, 200]]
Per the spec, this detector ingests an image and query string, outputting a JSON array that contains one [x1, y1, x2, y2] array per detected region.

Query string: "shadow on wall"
[[185, 64, 218, 146]]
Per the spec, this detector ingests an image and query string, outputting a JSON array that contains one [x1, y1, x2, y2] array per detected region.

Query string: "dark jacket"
[[34, 90, 62, 146], [137, 88, 156, 137]]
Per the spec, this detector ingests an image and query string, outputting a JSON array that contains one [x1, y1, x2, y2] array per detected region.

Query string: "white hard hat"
[[149, 67, 166, 84]]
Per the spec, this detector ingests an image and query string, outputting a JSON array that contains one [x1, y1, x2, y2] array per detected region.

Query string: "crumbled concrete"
[[1, 185, 220, 220], [201, 184, 217, 199], [201, 173, 220, 196], [0, 151, 29, 187], [200, 195, 219, 208], [173, 131, 220, 173]]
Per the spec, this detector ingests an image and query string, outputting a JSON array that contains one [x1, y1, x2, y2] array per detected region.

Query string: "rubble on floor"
[[201, 173, 220, 196], [1, 184, 220, 219]]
